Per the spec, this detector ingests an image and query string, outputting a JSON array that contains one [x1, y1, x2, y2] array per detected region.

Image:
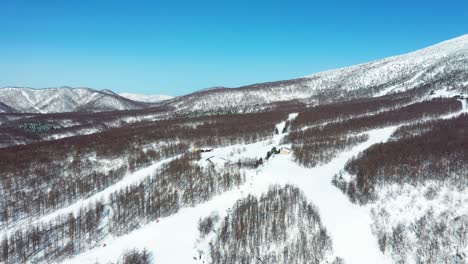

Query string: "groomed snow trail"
[[266, 127, 397, 264], [64, 125, 396, 264]]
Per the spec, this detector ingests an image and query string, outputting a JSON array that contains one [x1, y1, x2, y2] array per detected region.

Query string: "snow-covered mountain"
[[2, 35, 466, 115], [167, 34, 468, 112], [0, 87, 148, 113], [2, 35, 468, 264], [119, 93, 173, 103]]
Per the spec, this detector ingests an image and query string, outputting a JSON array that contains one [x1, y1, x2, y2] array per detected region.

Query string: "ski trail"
[[459, 98, 467, 112], [1, 156, 177, 238], [266, 126, 397, 264]]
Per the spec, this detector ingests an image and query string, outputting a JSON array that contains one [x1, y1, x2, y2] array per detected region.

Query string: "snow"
[[369, 181, 468, 263], [275, 112, 297, 136], [374, 84, 402, 97], [288, 112, 299, 120], [372, 182, 468, 231], [119, 93, 173, 103], [429, 88, 462, 98], [64, 122, 396, 264], [374, 70, 426, 97], [20, 89, 42, 113]]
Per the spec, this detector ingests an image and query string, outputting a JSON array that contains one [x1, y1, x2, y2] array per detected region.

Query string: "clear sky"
[[1, 0, 467, 96]]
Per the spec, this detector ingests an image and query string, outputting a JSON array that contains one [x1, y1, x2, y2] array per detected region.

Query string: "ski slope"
[[64, 123, 396, 264], [281, 127, 396, 264]]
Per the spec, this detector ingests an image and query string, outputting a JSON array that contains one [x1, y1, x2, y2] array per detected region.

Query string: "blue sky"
[[1, 0, 467, 96]]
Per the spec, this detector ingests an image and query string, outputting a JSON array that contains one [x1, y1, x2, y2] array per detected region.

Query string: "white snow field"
[[64, 124, 396, 264]]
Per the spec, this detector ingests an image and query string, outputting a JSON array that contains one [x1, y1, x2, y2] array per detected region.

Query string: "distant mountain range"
[[0, 86, 173, 114], [0, 87, 154, 113]]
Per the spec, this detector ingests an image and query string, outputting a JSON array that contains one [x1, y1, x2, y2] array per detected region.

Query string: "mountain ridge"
[[1, 34, 467, 114], [164, 34, 468, 113], [0, 86, 149, 113]]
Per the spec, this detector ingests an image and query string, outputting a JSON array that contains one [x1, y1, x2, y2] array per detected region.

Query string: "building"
[[279, 147, 292, 155]]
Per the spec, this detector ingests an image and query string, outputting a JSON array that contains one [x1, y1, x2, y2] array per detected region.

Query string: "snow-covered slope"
[[119, 93, 173, 103], [167, 34, 468, 112], [0, 101, 17, 113], [308, 34, 468, 96], [0, 87, 148, 113]]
